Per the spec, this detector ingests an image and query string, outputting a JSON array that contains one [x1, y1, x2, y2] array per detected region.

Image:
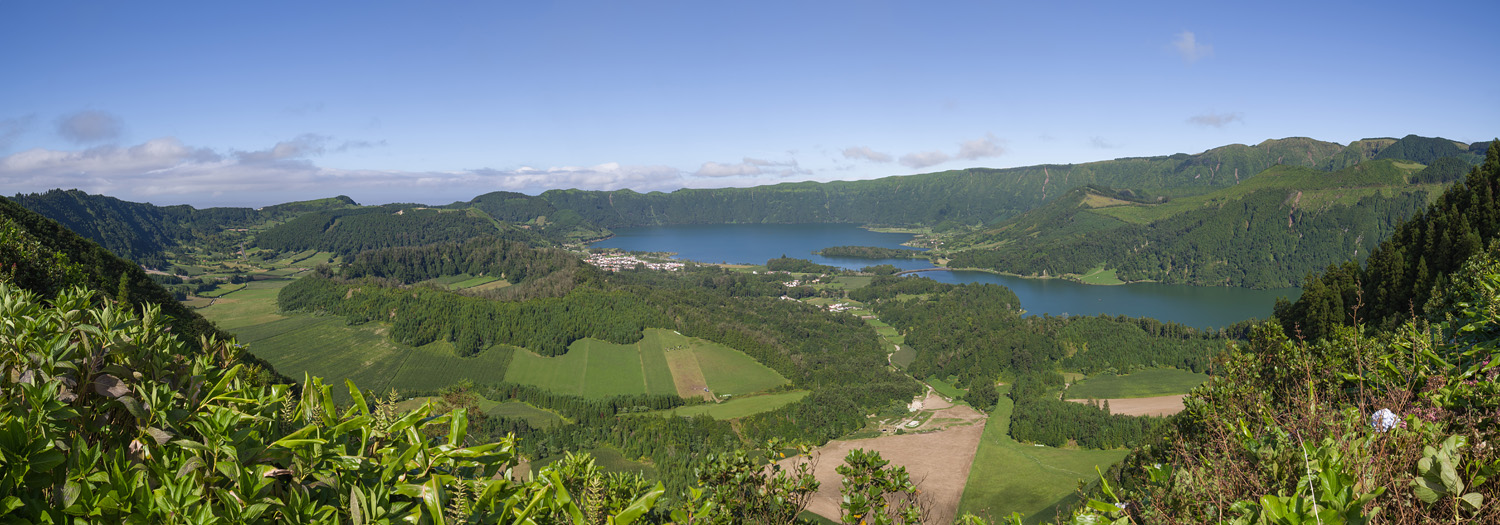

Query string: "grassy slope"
[[1065, 368, 1209, 399], [650, 391, 811, 420], [958, 386, 1129, 523], [505, 328, 787, 398]]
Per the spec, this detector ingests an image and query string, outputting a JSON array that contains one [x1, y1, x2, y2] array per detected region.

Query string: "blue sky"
[[2, 1, 1496, 207]]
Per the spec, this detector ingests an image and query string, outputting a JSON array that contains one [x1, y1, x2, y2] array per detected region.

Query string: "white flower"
[[1371, 408, 1401, 432]]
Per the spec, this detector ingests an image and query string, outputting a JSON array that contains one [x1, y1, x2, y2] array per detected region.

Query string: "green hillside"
[[448, 190, 613, 242], [540, 137, 1348, 228], [945, 158, 1443, 288], [1278, 140, 1500, 340]]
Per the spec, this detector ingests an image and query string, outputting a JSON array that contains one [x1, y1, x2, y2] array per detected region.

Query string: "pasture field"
[[889, 346, 917, 368], [450, 275, 500, 289], [927, 376, 967, 400], [958, 386, 1129, 523], [833, 275, 873, 289], [487, 401, 567, 428], [1076, 265, 1124, 285], [392, 397, 565, 428], [197, 282, 248, 298], [229, 314, 512, 402], [505, 328, 786, 399], [199, 284, 782, 402], [197, 279, 290, 329], [463, 279, 512, 293], [651, 390, 809, 420], [1065, 368, 1209, 399]]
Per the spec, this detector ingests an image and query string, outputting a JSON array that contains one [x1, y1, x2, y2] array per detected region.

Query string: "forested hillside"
[[540, 137, 1346, 227], [1277, 141, 1500, 340], [1078, 179, 1500, 525], [253, 205, 524, 257], [449, 191, 612, 242], [10, 189, 262, 267], [947, 159, 1441, 288]]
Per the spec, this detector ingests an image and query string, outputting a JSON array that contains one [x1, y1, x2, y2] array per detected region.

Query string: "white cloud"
[[956, 133, 1006, 160], [0, 135, 691, 205], [1090, 136, 1118, 149], [1187, 112, 1243, 128], [842, 146, 893, 163], [56, 110, 123, 143], [1172, 31, 1212, 63], [696, 161, 762, 177], [900, 150, 950, 169], [233, 133, 329, 163]]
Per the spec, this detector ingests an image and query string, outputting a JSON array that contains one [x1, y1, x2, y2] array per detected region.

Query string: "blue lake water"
[[591, 223, 1299, 329]]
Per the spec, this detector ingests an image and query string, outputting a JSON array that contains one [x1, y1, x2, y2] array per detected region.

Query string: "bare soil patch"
[[1068, 394, 1185, 416], [784, 390, 985, 525], [663, 347, 712, 400]]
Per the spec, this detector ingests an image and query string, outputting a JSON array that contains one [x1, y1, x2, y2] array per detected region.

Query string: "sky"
[[1, 1, 1497, 208]]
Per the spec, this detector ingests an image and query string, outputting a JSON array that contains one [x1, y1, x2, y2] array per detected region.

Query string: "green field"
[[393, 397, 566, 428], [225, 313, 513, 402], [651, 390, 809, 420], [1076, 265, 1124, 285], [927, 376, 967, 399], [198, 279, 291, 330], [959, 386, 1129, 523], [487, 401, 567, 428], [203, 282, 785, 402], [505, 328, 787, 399], [890, 345, 917, 368], [1065, 368, 1209, 399]]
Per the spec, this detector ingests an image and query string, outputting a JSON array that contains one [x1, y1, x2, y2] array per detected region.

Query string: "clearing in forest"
[[958, 385, 1129, 522], [787, 389, 986, 525], [505, 328, 786, 399]]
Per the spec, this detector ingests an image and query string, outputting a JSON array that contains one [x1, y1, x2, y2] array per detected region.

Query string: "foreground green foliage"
[[0, 283, 669, 523], [1071, 247, 1500, 524]]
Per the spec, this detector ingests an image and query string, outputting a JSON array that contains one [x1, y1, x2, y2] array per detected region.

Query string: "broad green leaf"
[[347, 379, 370, 417], [421, 477, 445, 522], [1412, 478, 1444, 504], [1459, 492, 1483, 511], [610, 482, 664, 525], [203, 364, 242, 404]]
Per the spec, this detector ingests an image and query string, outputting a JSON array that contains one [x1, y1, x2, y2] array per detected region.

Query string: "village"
[[582, 252, 686, 272]]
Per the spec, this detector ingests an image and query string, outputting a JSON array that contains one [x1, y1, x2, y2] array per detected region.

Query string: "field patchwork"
[[958, 386, 1129, 523], [1065, 368, 1208, 399], [505, 328, 787, 399]]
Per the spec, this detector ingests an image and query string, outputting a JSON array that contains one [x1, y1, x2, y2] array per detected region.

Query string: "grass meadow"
[[505, 328, 786, 398], [649, 390, 809, 420], [1065, 368, 1209, 399], [958, 385, 1130, 523]]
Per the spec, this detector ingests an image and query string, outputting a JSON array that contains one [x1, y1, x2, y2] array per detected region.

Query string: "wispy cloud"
[[1172, 31, 1212, 63], [0, 115, 36, 151], [696, 161, 762, 177], [842, 146, 893, 163], [56, 110, 123, 143], [900, 150, 950, 169], [233, 133, 329, 164], [1089, 136, 1118, 149], [696, 157, 808, 178], [1187, 112, 1243, 128], [334, 139, 387, 152], [0, 135, 696, 205], [956, 133, 1006, 160]]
